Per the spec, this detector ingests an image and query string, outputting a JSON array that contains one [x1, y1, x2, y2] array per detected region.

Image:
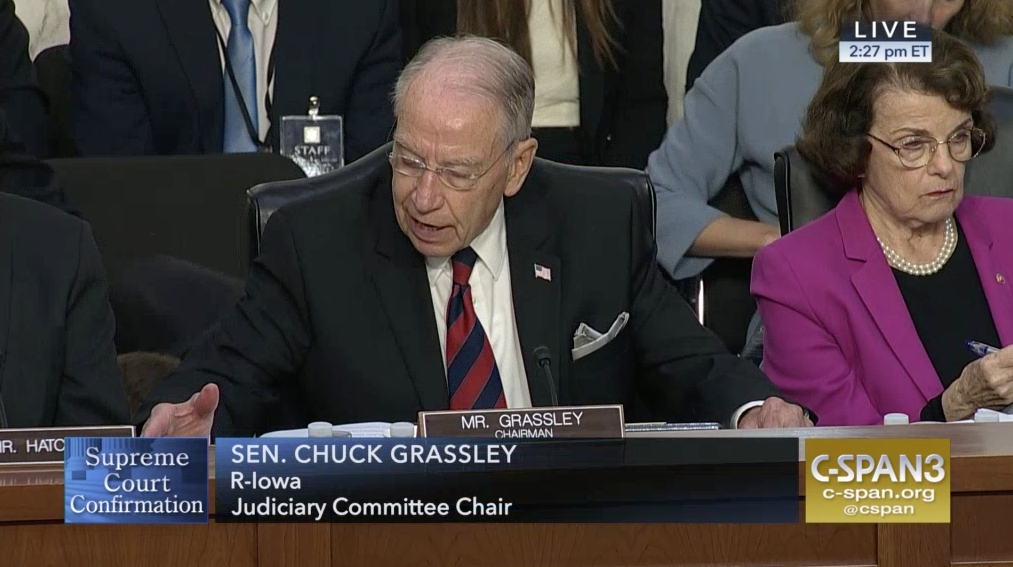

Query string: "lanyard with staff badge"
[[280, 96, 345, 176]]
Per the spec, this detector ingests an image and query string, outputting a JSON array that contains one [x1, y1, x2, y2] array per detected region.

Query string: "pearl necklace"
[[876, 218, 957, 276]]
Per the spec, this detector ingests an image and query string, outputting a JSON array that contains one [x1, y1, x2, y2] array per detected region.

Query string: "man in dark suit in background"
[[69, 0, 401, 160], [0, 107, 128, 428], [0, 190, 130, 428], [140, 36, 811, 438], [0, 112, 129, 427], [0, 0, 50, 158], [685, 0, 789, 91]]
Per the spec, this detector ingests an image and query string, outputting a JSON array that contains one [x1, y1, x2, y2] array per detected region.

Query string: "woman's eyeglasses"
[[866, 127, 987, 169]]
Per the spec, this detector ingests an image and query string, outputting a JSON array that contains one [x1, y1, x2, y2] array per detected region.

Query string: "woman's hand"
[[942, 347, 1013, 420]]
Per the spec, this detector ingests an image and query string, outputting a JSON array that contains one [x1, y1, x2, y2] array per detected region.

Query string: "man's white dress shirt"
[[426, 202, 534, 409]]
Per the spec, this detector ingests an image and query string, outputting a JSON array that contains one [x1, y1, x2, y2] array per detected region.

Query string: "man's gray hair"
[[392, 35, 535, 145]]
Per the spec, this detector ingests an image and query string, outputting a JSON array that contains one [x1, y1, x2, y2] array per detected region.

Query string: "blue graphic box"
[[64, 437, 209, 524]]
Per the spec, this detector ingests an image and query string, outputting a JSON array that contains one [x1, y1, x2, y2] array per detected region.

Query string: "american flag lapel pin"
[[534, 263, 552, 281]]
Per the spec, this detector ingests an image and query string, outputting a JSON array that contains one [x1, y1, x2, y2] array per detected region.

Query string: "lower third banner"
[[216, 438, 798, 523], [64, 437, 209, 524]]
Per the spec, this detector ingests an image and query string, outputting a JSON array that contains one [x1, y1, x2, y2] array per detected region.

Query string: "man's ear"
[[503, 137, 538, 198]]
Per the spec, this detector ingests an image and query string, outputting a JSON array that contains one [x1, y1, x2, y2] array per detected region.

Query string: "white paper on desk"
[[260, 422, 393, 438]]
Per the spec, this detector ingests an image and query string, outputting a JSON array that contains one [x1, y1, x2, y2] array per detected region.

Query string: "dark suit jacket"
[[399, 0, 667, 169], [141, 160, 782, 436], [0, 107, 77, 215], [686, 0, 789, 91], [0, 192, 128, 427], [69, 0, 401, 161], [0, 0, 49, 158]]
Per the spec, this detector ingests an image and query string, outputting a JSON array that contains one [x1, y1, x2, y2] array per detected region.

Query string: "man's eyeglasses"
[[867, 127, 986, 169], [388, 144, 512, 191]]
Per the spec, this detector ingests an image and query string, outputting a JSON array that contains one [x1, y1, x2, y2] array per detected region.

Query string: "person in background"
[[648, 0, 1013, 285], [138, 36, 811, 438], [0, 106, 128, 429], [12, 0, 70, 59], [70, 0, 401, 161], [0, 0, 50, 158], [685, 0, 788, 91], [0, 188, 128, 428], [754, 30, 1013, 426], [400, 0, 667, 169]]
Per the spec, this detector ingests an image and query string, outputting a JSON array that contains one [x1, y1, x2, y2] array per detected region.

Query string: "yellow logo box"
[[805, 438, 950, 523]]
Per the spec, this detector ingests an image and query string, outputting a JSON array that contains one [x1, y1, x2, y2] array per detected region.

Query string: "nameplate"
[[417, 405, 625, 439], [0, 426, 135, 466]]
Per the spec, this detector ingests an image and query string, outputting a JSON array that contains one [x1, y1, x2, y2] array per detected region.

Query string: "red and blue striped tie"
[[445, 247, 506, 410]]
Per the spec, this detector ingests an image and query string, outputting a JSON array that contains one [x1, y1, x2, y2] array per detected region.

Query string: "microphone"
[[533, 346, 559, 407]]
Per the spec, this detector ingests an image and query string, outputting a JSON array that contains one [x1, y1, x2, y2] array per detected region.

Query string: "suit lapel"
[[851, 260, 942, 399], [957, 200, 1013, 345], [155, 0, 224, 152], [505, 166, 561, 406], [369, 169, 448, 410], [839, 192, 942, 400], [267, 0, 318, 149]]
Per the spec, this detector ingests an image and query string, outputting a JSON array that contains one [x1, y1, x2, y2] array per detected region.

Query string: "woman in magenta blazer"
[[752, 29, 1013, 427]]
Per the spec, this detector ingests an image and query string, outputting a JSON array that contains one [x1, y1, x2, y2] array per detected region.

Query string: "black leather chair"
[[48, 153, 305, 355], [247, 143, 392, 266], [773, 145, 834, 236], [701, 177, 758, 356], [247, 141, 658, 261], [49, 153, 305, 280], [668, 175, 759, 356], [247, 142, 667, 421], [775, 85, 1013, 235]]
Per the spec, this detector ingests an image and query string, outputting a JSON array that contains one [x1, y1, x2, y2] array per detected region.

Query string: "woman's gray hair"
[[392, 35, 535, 145]]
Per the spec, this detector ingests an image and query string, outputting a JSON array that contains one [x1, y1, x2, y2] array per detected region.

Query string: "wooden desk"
[[2, 424, 1012, 567]]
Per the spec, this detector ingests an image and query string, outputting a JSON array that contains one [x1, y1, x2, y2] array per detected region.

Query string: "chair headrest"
[[773, 145, 840, 234], [527, 158, 657, 241], [244, 143, 657, 263]]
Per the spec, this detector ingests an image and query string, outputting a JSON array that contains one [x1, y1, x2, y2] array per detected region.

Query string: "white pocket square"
[[572, 312, 629, 361]]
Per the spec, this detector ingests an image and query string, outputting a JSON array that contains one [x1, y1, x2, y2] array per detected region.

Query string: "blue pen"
[[967, 340, 1000, 357]]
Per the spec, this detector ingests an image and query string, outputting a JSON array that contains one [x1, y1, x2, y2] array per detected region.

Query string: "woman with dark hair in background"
[[400, 0, 667, 169]]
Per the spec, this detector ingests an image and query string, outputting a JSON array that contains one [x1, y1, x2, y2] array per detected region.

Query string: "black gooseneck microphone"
[[533, 346, 559, 407]]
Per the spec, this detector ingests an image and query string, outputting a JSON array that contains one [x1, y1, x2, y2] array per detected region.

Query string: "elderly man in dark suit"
[[140, 36, 812, 438]]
